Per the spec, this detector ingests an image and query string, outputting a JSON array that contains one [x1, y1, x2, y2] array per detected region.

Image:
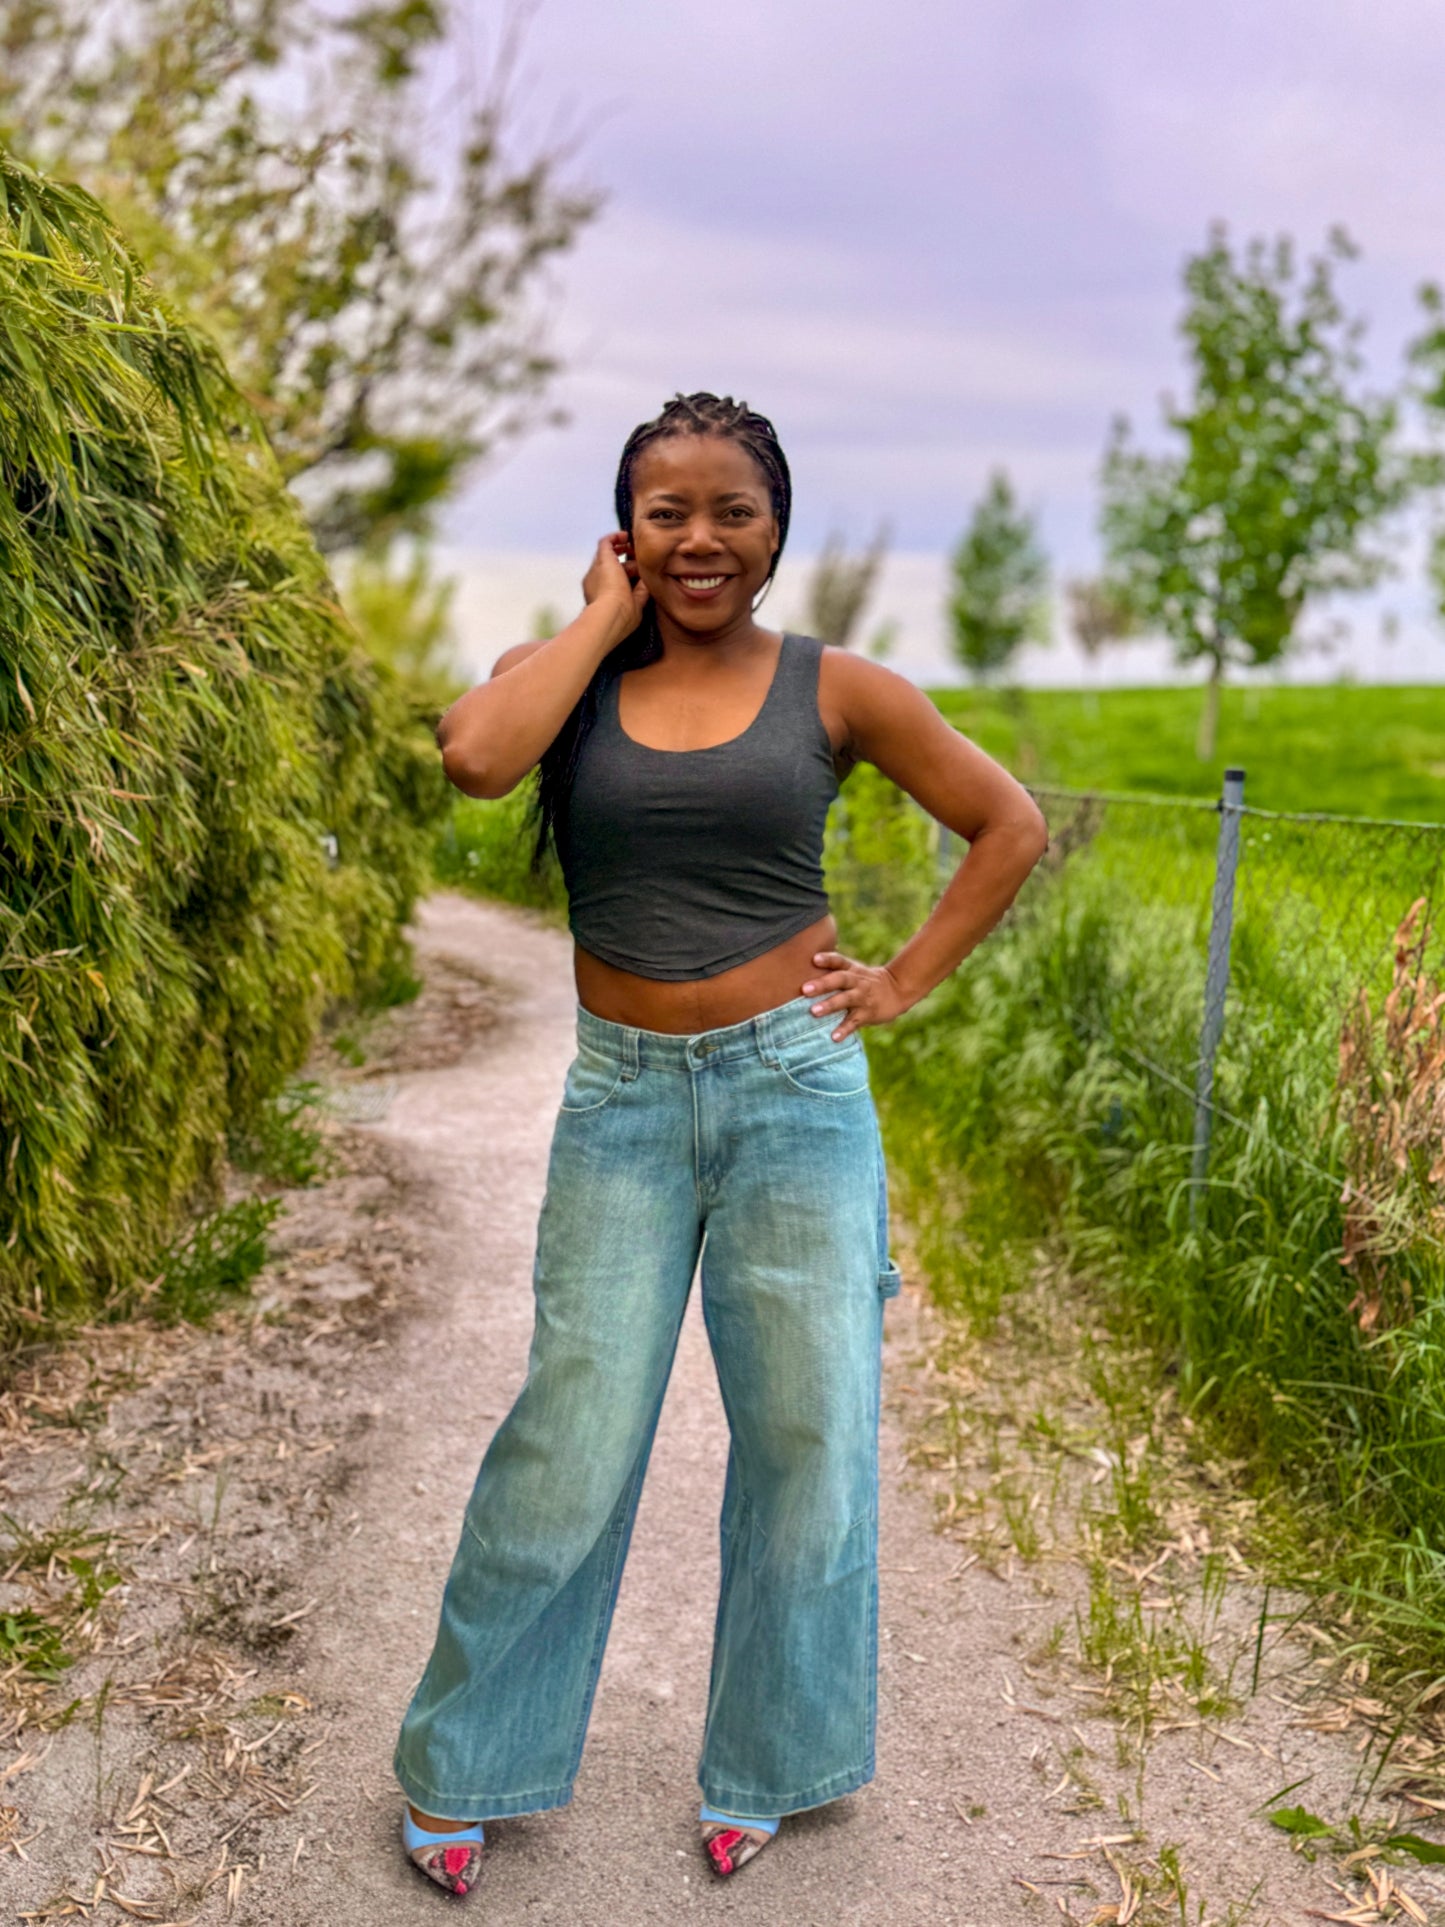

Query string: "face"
[[627, 433, 780, 635]]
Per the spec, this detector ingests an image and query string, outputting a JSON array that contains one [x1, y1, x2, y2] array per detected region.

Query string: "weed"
[[1155, 1843, 1189, 1924], [142, 1197, 280, 1325], [999, 1478, 1043, 1562], [1077, 1556, 1235, 1739], [0, 1607, 73, 1680], [228, 1081, 330, 1187], [330, 1030, 368, 1069]]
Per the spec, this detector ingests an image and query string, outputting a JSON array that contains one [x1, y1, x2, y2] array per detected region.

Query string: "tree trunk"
[[1195, 658, 1224, 761]]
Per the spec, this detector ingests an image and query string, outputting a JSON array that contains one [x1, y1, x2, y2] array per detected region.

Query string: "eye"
[[646, 507, 680, 521], [724, 505, 756, 519]]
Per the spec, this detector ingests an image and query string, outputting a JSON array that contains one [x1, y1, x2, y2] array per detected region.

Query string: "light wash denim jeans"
[[394, 995, 902, 1824]]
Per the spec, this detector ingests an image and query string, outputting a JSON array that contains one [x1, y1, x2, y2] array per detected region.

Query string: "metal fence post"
[[1190, 767, 1246, 1227]]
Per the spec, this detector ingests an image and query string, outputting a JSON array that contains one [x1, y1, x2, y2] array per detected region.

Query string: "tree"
[[1101, 226, 1409, 761], [0, 0, 597, 553], [1065, 576, 1140, 661], [802, 524, 890, 647], [1405, 284, 1445, 620], [947, 470, 1050, 682]]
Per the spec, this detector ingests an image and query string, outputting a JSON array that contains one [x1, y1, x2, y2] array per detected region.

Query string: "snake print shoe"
[[402, 1811, 485, 1897], [701, 1818, 777, 1877]]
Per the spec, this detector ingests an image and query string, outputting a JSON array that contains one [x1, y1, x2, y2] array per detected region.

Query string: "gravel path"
[[9, 892, 1439, 1925], [254, 896, 1416, 1926]]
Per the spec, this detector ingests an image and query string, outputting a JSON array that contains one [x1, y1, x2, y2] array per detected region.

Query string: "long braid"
[[532, 393, 793, 870]]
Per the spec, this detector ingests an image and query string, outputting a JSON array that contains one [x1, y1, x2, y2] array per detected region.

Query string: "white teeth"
[[680, 576, 725, 589]]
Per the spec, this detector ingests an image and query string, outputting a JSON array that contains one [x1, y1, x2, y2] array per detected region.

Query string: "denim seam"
[[391, 1755, 576, 1820], [690, 1064, 706, 1220], [773, 1067, 872, 1102], [699, 1756, 876, 1818], [560, 1426, 655, 1786], [558, 1069, 625, 1114]]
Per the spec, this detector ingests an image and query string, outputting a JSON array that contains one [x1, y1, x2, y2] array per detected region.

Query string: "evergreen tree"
[[947, 470, 1050, 682]]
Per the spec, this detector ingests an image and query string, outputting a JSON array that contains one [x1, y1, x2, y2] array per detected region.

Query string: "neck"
[[653, 608, 768, 659]]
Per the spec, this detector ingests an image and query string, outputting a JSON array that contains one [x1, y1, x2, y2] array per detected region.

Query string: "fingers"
[[801, 953, 856, 996]]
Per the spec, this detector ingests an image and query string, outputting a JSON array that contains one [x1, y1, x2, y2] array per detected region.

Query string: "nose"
[[678, 514, 725, 555]]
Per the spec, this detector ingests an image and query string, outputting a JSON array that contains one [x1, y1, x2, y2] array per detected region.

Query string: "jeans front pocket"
[[559, 1045, 625, 1115], [775, 1032, 871, 1103]]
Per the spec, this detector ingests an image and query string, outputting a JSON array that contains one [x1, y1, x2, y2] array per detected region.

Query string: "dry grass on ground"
[[0, 957, 504, 1924], [888, 1252, 1445, 1926]]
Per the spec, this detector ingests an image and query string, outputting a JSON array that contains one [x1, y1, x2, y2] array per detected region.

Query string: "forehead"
[[630, 432, 771, 502]]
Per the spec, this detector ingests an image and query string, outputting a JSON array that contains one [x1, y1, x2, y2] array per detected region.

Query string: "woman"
[[394, 393, 1047, 1896]]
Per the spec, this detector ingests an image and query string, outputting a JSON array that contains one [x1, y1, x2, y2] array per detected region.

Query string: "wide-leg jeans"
[[393, 995, 902, 1824]]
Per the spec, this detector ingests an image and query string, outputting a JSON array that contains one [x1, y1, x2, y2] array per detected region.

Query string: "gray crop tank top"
[[559, 633, 839, 981]]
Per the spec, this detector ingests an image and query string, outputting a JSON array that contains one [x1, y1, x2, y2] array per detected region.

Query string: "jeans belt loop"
[[755, 1008, 780, 1070], [621, 1028, 640, 1081]]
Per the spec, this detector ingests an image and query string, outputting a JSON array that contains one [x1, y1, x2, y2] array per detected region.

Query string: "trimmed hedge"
[[0, 154, 447, 1333]]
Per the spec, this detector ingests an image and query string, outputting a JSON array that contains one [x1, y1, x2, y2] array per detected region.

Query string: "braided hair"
[[532, 392, 793, 869]]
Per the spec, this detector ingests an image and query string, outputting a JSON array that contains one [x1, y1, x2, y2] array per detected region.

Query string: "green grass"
[[434, 785, 566, 918], [830, 776, 1445, 1671], [932, 684, 1445, 821]]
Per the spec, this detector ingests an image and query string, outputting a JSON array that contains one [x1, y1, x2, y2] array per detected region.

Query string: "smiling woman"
[[399, 392, 1048, 1897]]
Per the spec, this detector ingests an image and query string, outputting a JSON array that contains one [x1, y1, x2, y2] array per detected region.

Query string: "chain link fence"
[[832, 768, 1445, 1211], [1012, 777, 1445, 1228]]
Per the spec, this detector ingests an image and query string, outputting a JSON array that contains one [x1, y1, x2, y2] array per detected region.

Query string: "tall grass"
[[0, 153, 447, 1336], [835, 780, 1445, 1647], [434, 786, 566, 918]]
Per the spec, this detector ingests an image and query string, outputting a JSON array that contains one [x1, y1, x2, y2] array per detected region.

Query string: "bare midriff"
[[573, 913, 837, 1035]]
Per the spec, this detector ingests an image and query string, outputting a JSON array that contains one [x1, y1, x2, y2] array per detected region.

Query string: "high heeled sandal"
[[402, 1811, 485, 1897]]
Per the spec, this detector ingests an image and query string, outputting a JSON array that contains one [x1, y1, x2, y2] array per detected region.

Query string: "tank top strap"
[[760, 631, 828, 749], [775, 630, 823, 695]]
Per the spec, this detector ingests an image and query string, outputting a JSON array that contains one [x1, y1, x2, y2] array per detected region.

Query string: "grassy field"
[[932, 683, 1445, 821]]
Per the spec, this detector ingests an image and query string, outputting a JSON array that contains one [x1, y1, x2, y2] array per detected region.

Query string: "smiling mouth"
[[673, 574, 732, 592]]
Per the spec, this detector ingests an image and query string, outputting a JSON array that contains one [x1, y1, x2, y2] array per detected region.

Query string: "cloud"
[[439, 0, 1445, 664]]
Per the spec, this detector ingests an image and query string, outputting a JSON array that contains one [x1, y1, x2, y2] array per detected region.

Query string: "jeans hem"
[[394, 1754, 574, 1822], [699, 1756, 874, 1821]]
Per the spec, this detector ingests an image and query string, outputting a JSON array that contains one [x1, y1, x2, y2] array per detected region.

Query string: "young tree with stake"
[[1101, 226, 1409, 762]]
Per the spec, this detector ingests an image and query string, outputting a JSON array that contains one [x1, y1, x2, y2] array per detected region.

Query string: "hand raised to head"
[[582, 532, 649, 639]]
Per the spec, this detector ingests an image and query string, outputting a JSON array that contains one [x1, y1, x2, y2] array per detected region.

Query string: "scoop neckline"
[[613, 633, 791, 755]]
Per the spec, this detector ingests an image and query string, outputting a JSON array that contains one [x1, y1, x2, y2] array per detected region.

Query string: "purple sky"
[[434, 0, 1445, 676]]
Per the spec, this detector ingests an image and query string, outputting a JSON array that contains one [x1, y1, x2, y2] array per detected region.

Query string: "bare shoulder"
[[491, 638, 549, 679], [816, 644, 948, 748]]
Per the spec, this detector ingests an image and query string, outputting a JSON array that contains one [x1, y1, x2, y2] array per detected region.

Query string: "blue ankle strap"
[[403, 1813, 485, 1851], [700, 1803, 779, 1836]]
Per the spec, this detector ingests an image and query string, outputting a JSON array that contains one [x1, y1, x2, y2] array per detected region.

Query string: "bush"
[[0, 154, 448, 1337]]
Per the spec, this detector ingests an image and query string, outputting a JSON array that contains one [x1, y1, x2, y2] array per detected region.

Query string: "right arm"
[[436, 535, 646, 798]]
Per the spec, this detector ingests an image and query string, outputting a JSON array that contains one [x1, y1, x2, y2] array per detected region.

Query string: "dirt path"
[[8, 894, 1445, 1924]]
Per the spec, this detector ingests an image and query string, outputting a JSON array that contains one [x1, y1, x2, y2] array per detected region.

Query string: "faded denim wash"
[[394, 995, 902, 1823]]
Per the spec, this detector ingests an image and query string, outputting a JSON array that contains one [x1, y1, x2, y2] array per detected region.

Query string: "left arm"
[[804, 653, 1049, 1039]]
